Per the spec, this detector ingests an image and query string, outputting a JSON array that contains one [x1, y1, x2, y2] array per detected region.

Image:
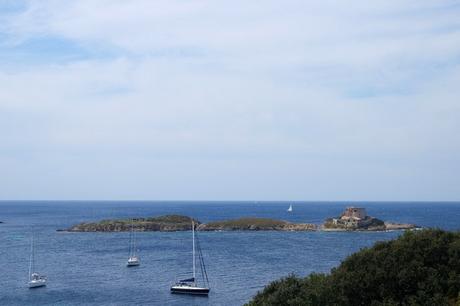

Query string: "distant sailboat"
[[127, 220, 140, 267], [171, 220, 210, 295], [28, 233, 47, 288], [287, 204, 293, 212]]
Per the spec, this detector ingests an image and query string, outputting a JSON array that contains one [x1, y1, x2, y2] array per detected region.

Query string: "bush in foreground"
[[246, 229, 460, 306]]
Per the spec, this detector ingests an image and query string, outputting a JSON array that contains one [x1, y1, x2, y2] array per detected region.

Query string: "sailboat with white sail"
[[170, 220, 210, 295], [287, 204, 293, 212], [127, 220, 140, 267], [28, 233, 47, 288]]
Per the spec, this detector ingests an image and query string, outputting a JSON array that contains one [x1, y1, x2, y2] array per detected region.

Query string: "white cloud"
[[0, 0, 459, 200]]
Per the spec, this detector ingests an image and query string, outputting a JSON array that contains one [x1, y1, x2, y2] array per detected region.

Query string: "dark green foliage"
[[246, 229, 460, 306], [203, 218, 287, 230], [144, 215, 198, 224], [199, 217, 316, 231], [66, 215, 197, 231]]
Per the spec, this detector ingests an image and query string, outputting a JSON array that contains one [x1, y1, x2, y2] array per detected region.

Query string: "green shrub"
[[246, 229, 460, 306]]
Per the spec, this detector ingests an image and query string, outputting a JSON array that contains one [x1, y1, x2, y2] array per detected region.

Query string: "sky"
[[0, 0, 459, 201]]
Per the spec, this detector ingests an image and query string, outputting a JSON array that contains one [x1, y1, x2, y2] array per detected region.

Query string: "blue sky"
[[0, 0, 459, 200]]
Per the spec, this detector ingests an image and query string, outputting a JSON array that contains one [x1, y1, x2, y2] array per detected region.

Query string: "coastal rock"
[[384, 222, 417, 230], [322, 207, 418, 231], [197, 217, 317, 231], [323, 217, 386, 231]]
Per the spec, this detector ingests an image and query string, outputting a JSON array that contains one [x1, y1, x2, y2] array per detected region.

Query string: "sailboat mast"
[[192, 220, 196, 281], [130, 221, 134, 256], [28, 234, 34, 280], [133, 222, 136, 256]]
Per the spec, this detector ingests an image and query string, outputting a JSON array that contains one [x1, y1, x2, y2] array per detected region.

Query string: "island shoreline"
[[60, 213, 418, 233]]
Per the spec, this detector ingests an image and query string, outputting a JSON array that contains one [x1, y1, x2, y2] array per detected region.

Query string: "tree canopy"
[[246, 229, 460, 306]]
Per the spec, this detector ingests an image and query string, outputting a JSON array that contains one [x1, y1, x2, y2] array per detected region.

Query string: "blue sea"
[[1, 201, 459, 305]]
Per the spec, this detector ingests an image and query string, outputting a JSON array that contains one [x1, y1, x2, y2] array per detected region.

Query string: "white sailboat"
[[171, 220, 210, 295], [287, 204, 293, 212], [127, 221, 140, 267], [28, 234, 47, 288]]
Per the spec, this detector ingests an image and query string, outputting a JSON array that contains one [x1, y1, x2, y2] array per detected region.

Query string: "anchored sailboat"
[[127, 220, 140, 267], [28, 233, 47, 288], [287, 204, 293, 212], [170, 220, 210, 295]]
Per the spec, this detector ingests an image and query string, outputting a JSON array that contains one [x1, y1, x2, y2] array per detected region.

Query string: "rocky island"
[[65, 215, 199, 232], [63, 215, 316, 232], [322, 207, 417, 231], [198, 217, 317, 231]]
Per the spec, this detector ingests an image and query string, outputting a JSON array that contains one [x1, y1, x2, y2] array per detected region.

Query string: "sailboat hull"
[[127, 261, 140, 267], [127, 255, 140, 266], [170, 285, 210, 295], [171, 220, 210, 296], [28, 280, 46, 288]]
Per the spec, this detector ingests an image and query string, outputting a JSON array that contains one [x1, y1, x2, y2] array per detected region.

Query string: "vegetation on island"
[[64, 216, 316, 232], [198, 217, 317, 231], [246, 229, 460, 306], [66, 215, 199, 232]]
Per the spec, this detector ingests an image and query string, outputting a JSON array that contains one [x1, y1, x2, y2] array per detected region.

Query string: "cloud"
[[0, 1, 459, 200]]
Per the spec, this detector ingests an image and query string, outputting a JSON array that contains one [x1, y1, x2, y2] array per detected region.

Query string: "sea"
[[0, 201, 459, 306]]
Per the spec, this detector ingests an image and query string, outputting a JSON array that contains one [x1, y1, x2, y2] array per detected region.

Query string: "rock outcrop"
[[323, 216, 387, 231], [384, 222, 417, 231], [322, 207, 418, 231]]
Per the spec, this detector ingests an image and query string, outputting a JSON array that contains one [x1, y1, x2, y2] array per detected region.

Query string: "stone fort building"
[[332, 207, 372, 228]]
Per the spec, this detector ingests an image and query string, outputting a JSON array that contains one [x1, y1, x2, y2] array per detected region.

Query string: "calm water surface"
[[1, 201, 459, 305]]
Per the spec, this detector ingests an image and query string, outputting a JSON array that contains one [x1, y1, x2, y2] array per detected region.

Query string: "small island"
[[65, 215, 198, 232], [198, 217, 317, 231], [322, 207, 417, 231], [63, 216, 316, 232]]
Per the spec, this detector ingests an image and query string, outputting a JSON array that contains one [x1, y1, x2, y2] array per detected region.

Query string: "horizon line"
[[1, 199, 459, 203]]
